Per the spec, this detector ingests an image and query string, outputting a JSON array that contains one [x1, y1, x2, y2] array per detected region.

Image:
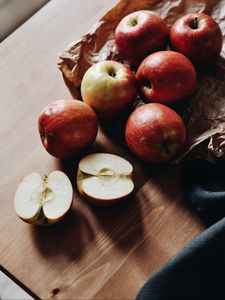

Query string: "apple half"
[[77, 153, 134, 205], [14, 171, 73, 225]]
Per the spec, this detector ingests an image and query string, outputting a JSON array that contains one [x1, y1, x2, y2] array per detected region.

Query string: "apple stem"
[[192, 17, 198, 29], [162, 140, 171, 155], [131, 18, 138, 26], [194, 17, 198, 28], [108, 68, 117, 78], [146, 81, 152, 89], [109, 72, 116, 78]]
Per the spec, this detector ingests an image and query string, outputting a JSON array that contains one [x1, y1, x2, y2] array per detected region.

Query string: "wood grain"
[[0, 0, 205, 299]]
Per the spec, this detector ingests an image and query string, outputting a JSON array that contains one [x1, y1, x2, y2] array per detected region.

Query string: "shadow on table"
[[31, 167, 148, 263], [31, 208, 95, 260]]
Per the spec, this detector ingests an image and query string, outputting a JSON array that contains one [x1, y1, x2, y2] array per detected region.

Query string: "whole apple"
[[115, 10, 169, 66], [136, 51, 197, 105], [38, 99, 98, 159], [170, 13, 223, 68], [81, 60, 137, 119], [125, 103, 186, 163]]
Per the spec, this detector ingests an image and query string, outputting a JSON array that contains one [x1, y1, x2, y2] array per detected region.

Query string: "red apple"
[[114, 10, 169, 66], [125, 103, 186, 163], [170, 13, 223, 68], [81, 60, 137, 119], [136, 51, 197, 105], [38, 99, 98, 159]]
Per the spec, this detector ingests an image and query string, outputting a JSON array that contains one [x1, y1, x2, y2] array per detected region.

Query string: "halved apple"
[[77, 153, 134, 205], [14, 171, 73, 225]]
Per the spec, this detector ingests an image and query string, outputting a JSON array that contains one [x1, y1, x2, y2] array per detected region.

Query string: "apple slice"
[[77, 153, 134, 205], [14, 171, 73, 225]]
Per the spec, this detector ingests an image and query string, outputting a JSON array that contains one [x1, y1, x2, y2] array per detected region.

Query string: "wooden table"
[[0, 1, 205, 299]]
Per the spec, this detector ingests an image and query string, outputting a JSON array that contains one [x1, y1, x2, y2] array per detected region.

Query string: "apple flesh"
[[125, 103, 186, 163], [136, 51, 197, 105], [38, 99, 98, 159], [81, 61, 137, 119], [115, 10, 169, 66], [14, 171, 73, 225], [77, 153, 134, 205], [170, 13, 223, 68]]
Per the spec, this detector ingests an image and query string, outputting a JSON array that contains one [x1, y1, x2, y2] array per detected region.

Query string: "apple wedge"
[[77, 153, 134, 205], [14, 171, 73, 225]]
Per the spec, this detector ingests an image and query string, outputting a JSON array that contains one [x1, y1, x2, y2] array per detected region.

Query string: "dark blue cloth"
[[183, 160, 225, 226], [136, 160, 225, 300]]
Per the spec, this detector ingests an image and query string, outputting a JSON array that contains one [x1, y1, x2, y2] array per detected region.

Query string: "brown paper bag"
[[58, 0, 225, 163]]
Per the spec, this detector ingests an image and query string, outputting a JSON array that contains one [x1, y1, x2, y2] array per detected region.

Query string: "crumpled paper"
[[58, 0, 225, 163]]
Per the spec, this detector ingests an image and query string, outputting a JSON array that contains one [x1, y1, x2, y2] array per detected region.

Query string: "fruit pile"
[[14, 11, 223, 224], [39, 12, 223, 163]]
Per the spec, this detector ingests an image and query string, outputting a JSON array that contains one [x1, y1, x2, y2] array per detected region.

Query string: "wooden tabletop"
[[0, 1, 205, 299]]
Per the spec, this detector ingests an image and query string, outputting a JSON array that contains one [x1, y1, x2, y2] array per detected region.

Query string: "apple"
[[14, 171, 73, 225], [81, 60, 137, 119], [170, 13, 223, 68], [38, 99, 98, 159], [77, 153, 134, 205], [136, 51, 197, 105], [125, 103, 186, 163], [114, 10, 169, 66]]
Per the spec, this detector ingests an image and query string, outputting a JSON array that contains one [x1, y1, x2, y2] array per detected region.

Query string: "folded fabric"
[[136, 160, 225, 300], [183, 159, 225, 225], [136, 217, 225, 300]]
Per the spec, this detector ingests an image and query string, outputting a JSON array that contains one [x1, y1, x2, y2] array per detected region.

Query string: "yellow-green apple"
[[77, 153, 134, 205], [38, 99, 98, 159], [170, 13, 223, 68], [81, 61, 137, 119], [125, 103, 186, 163], [136, 51, 197, 105], [114, 10, 169, 66], [14, 171, 73, 225]]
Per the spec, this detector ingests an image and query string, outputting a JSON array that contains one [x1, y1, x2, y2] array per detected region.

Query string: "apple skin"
[[136, 51, 197, 105], [114, 10, 169, 66], [38, 99, 98, 159], [125, 103, 186, 163], [170, 13, 223, 68], [81, 60, 137, 119]]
